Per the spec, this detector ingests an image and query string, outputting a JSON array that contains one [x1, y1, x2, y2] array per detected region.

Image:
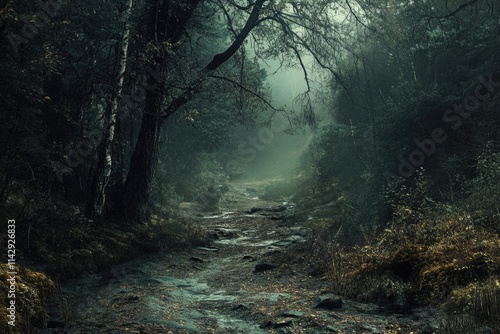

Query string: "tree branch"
[[345, 0, 378, 33], [209, 74, 283, 112], [161, 0, 267, 119], [428, 0, 481, 19]]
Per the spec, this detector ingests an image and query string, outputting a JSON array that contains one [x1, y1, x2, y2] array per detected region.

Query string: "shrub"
[[310, 209, 500, 312]]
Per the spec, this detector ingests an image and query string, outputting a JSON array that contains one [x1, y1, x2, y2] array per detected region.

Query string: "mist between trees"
[[1, 0, 500, 332], [2, 0, 499, 238]]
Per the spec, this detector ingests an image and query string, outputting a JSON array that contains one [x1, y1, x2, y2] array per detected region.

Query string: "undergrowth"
[[0, 265, 54, 334], [0, 189, 209, 332], [307, 206, 500, 331]]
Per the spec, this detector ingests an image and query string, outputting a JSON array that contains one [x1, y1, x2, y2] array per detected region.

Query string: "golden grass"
[[0, 264, 54, 334]]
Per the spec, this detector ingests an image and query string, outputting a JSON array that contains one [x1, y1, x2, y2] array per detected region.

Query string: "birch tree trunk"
[[87, 0, 133, 217]]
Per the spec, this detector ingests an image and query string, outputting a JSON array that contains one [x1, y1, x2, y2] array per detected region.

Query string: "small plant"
[[447, 278, 500, 333], [440, 314, 477, 334]]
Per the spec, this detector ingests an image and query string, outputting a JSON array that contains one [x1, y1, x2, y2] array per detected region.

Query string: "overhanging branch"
[[428, 0, 482, 19], [209, 74, 283, 112], [161, 0, 267, 119]]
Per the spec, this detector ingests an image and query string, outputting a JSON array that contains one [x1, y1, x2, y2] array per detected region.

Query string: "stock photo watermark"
[[6, 219, 17, 327], [384, 72, 500, 190]]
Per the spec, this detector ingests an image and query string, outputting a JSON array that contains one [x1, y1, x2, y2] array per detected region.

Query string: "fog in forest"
[[2, 1, 500, 333], [230, 57, 315, 181]]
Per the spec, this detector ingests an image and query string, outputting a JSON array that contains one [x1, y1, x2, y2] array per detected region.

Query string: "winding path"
[[40, 180, 441, 334]]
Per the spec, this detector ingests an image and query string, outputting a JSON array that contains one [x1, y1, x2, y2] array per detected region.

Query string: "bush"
[[308, 208, 500, 313]]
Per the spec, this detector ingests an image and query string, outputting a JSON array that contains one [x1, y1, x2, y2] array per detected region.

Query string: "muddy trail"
[[39, 180, 442, 334]]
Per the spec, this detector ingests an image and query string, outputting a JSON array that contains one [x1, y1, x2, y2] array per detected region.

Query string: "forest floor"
[[38, 180, 445, 334]]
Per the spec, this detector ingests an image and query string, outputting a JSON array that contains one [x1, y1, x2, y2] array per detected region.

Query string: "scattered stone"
[[314, 295, 343, 310], [232, 304, 249, 311], [190, 257, 204, 263], [360, 324, 380, 333], [248, 205, 287, 214], [282, 310, 304, 318], [242, 255, 256, 261], [249, 207, 265, 213], [273, 240, 293, 247], [260, 320, 274, 328], [270, 215, 286, 221], [277, 329, 291, 334], [254, 263, 278, 272], [126, 295, 139, 301], [264, 249, 281, 255], [213, 228, 239, 238], [270, 205, 287, 212], [196, 246, 218, 252], [259, 320, 292, 329], [274, 320, 293, 328], [309, 325, 343, 333]]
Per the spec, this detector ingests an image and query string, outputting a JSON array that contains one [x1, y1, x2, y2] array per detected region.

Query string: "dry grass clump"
[[0, 264, 54, 334], [309, 209, 500, 315], [446, 278, 500, 333], [146, 215, 209, 251], [440, 313, 477, 334]]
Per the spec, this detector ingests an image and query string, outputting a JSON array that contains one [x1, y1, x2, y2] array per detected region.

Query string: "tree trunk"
[[120, 0, 202, 222], [121, 0, 265, 222], [87, 0, 133, 216], [122, 106, 163, 221], [121, 44, 166, 221]]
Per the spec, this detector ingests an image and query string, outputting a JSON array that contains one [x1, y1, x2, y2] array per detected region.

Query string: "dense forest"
[[1, 0, 499, 333]]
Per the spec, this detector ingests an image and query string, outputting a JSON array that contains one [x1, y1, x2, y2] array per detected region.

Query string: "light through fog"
[[239, 56, 317, 181]]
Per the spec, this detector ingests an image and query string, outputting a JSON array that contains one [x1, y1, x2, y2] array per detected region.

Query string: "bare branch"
[[288, 44, 311, 94], [227, 0, 254, 11], [427, 0, 482, 19], [162, 0, 266, 119], [209, 74, 283, 112], [215, 0, 238, 37], [345, 0, 378, 33]]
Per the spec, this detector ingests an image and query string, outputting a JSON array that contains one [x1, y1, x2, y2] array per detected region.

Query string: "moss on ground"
[[0, 264, 54, 334]]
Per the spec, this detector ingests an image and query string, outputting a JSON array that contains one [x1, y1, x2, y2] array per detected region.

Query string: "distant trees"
[[4, 0, 496, 225], [301, 0, 500, 235], [116, 0, 362, 221], [1, 0, 351, 222]]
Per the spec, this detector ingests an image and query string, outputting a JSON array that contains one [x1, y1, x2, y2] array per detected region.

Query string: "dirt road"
[[40, 180, 441, 334]]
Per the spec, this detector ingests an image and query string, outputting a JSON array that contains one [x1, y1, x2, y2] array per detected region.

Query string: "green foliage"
[[297, 123, 383, 241]]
